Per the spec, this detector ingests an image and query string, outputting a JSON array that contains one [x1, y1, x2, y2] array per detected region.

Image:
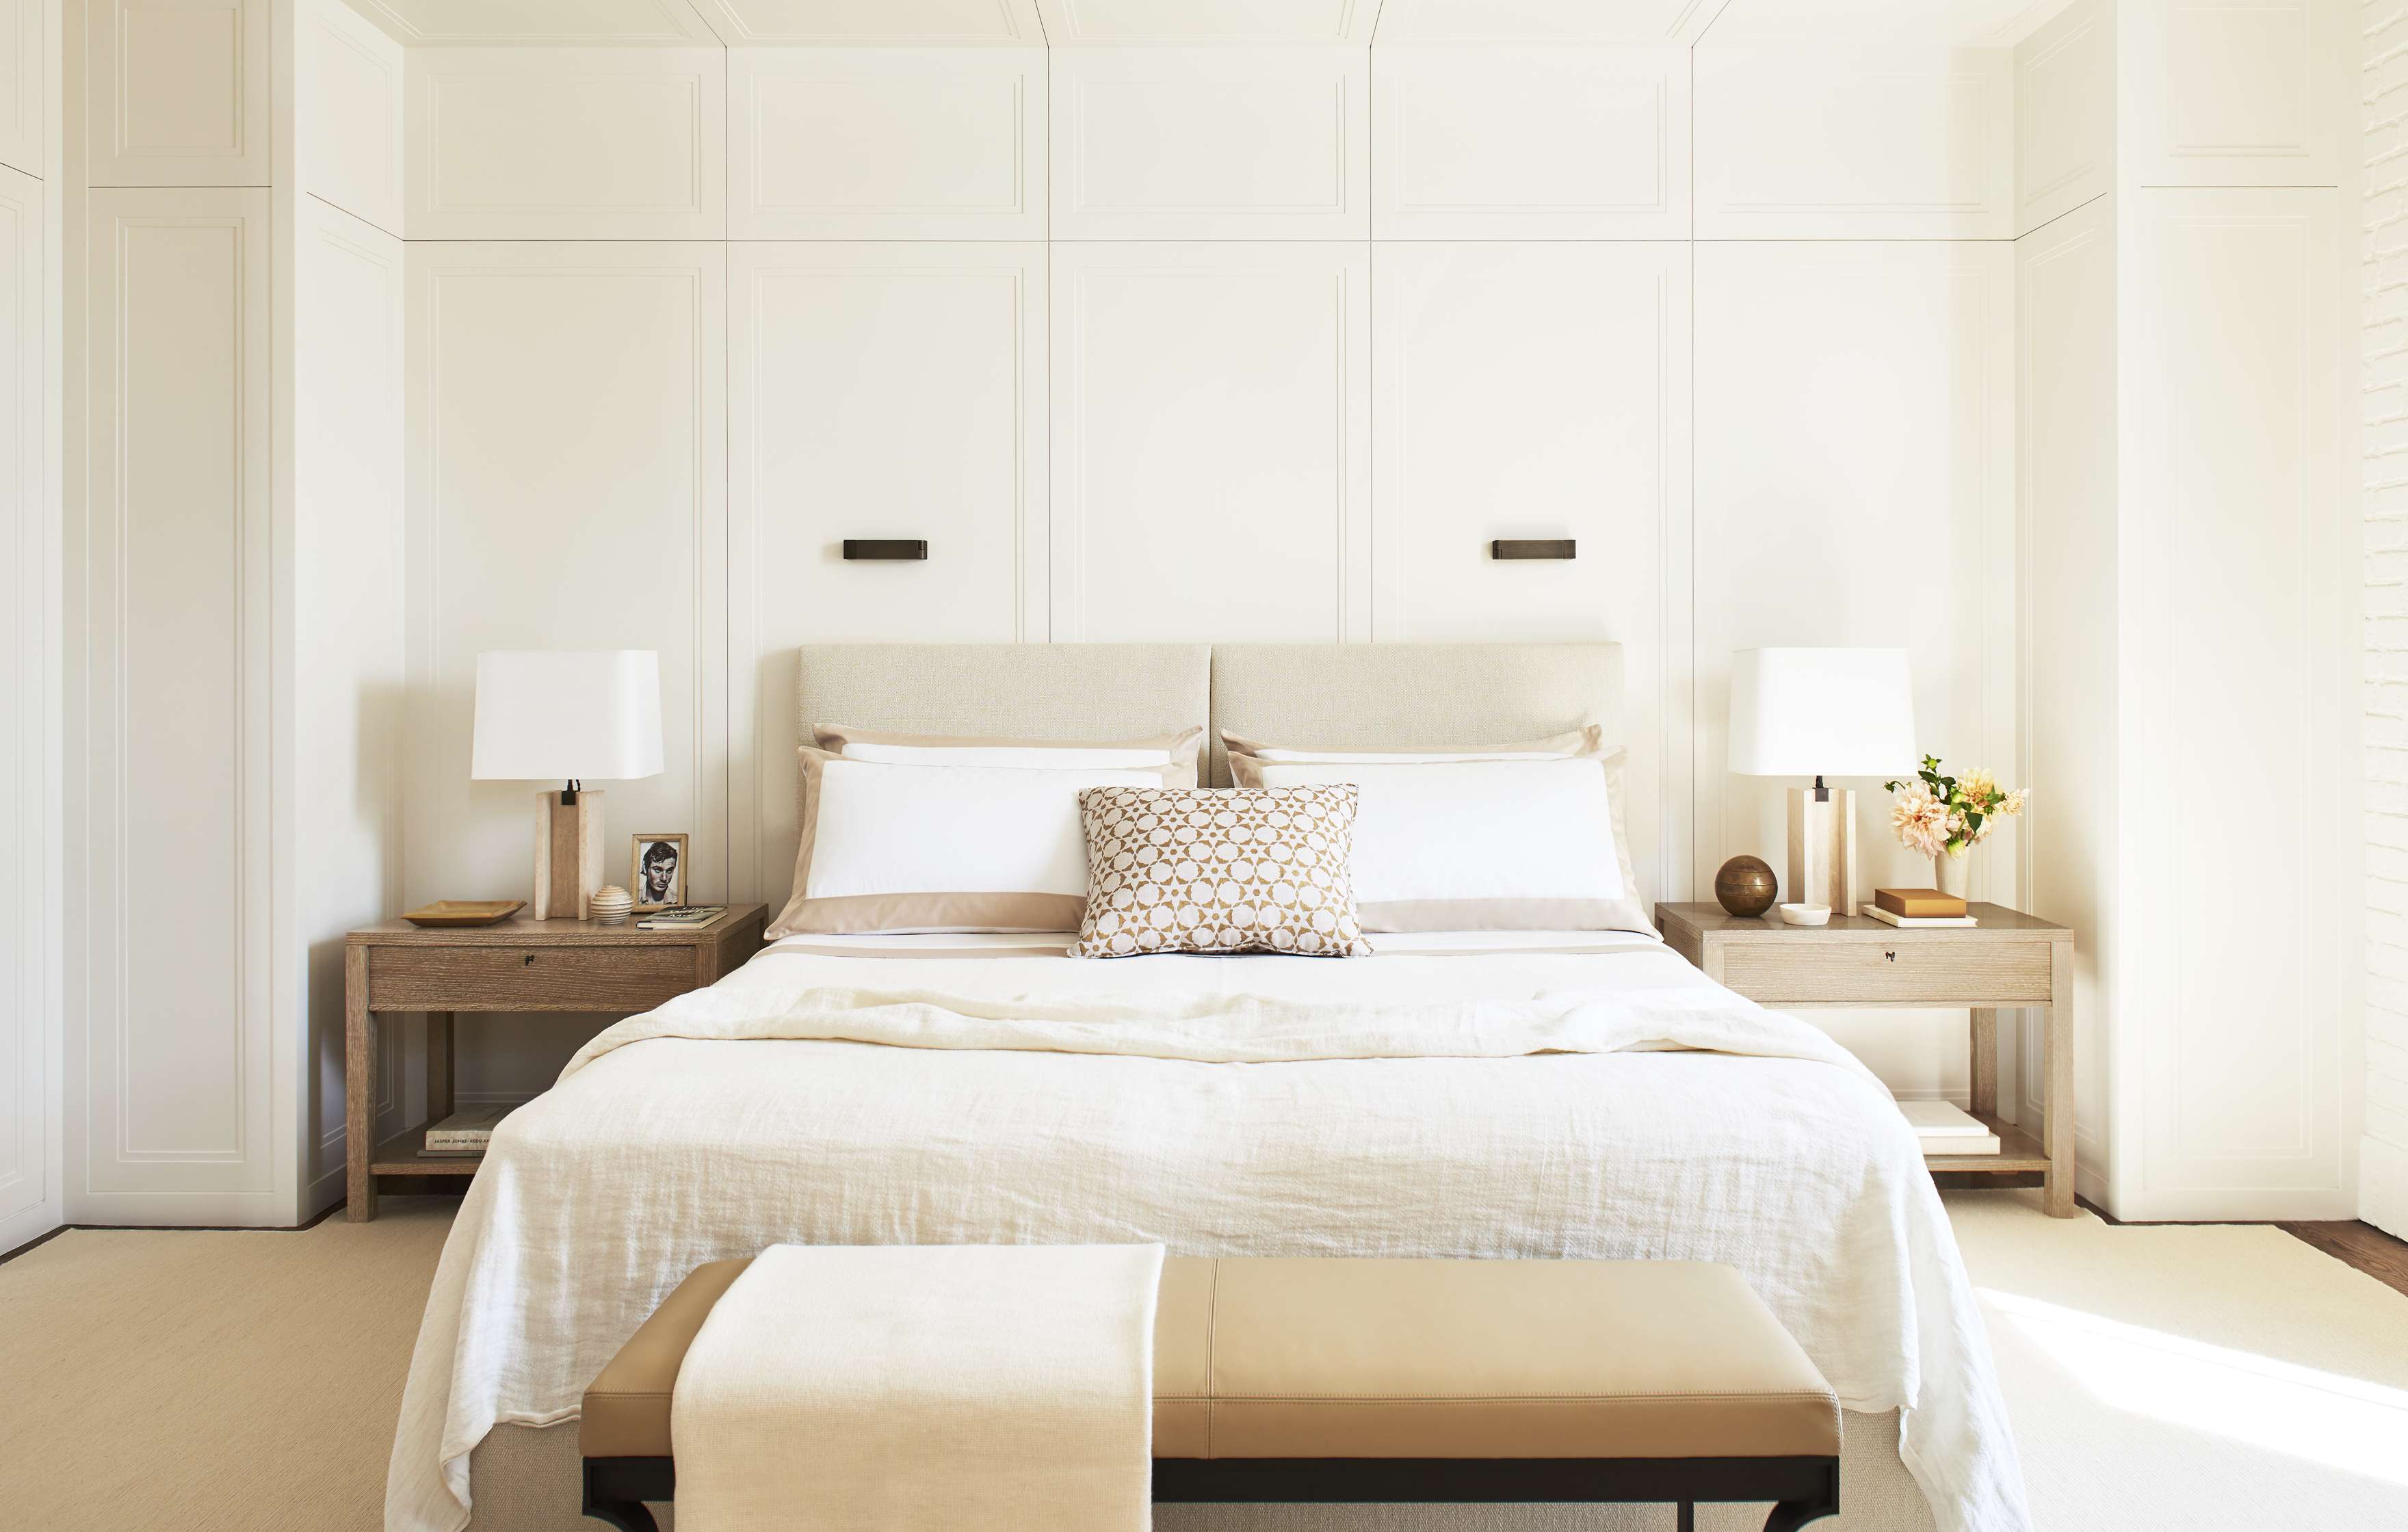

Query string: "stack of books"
[[423, 1104, 514, 1158], [636, 904, 727, 930], [1864, 888, 1976, 927], [1899, 1100, 2001, 1157]]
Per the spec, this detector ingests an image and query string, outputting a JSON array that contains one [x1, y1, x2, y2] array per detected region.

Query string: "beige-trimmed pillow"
[[816, 724, 1204, 785], [769, 748, 1181, 938], [1219, 724, 1598, 764], [1227, 738, 1647, 935], [1071, 784, 1372, 958]]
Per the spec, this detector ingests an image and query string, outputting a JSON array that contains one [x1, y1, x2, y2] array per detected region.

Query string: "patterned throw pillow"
[[1071, 785, 1373, 958]]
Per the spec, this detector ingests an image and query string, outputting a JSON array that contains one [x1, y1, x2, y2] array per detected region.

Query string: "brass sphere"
[[1714, 855, 1779, 918]]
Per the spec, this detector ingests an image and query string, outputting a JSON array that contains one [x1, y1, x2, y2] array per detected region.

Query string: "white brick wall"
[[2366, 0, 2408, 1237]]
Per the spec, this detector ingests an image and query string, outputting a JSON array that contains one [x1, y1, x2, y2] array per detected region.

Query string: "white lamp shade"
[[471, 650, 665, 782], [1727, 648, 1917, 778]]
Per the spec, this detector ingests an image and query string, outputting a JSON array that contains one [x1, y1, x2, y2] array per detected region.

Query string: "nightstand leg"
[[2045, 955, 2077, 1217], [428, 1012, 454, 1126], [345, 947, 377, 1223], [1969, 1008, 1999, 1122]]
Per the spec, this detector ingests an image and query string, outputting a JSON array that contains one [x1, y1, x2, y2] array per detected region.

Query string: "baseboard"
[[0, 1204, 63, 1263], [64, 1187, 300, 1228], [2365, 1135, 2408, 1241]]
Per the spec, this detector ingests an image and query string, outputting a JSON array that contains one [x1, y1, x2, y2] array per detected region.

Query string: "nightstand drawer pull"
[[1719, 939, 2051, 1005], [369, 945, 695, 1012]]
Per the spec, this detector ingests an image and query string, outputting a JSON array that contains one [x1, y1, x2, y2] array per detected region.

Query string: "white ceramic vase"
[[1933, 851, 1970, 900]]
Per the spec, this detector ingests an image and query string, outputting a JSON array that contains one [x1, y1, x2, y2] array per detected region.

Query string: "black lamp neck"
[[560, 779, 581, 806], [1812, 774, 1829, 802]]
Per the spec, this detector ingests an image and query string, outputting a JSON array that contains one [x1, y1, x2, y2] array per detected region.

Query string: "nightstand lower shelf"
[[369, 1122, 484, 1178], [1925, 1111, 2050, 1175]]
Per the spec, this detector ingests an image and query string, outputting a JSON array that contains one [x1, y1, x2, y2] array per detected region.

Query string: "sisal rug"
[[1, 1191, 2404, 1530]]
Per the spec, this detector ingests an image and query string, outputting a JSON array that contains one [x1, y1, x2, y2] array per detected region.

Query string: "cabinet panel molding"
[[88, 0, 271, 186], [0, 162, 48, 1236], [2122, 0, 2344, 187], [77, 187, 276, 1205]]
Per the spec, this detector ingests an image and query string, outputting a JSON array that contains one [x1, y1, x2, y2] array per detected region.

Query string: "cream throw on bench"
[[669, 1243, 1166, 1532]]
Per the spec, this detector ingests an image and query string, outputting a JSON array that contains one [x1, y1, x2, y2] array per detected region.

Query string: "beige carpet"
[[2, 1191, 2405, 1531]]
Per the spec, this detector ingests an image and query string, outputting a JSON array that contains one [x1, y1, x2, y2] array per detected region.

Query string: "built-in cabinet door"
[[75, 187, 278, 1220], [86, 0, 272, 186], [0, 160, 51, 1250], [2123, 185, 2355, 1213]]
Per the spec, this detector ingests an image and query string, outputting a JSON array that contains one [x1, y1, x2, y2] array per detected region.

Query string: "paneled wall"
[[368, 10, 2032, 1112], [0, 0, 57, 1256], [2365, 2, 2408, 1240]]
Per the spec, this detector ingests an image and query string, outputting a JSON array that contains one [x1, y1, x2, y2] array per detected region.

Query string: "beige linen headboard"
[[780, 641, 1633, 908]]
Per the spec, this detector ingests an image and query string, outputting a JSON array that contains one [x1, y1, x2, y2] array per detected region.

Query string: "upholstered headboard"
[[1205, 643, 1622, 787], [795, 644, 1212, 744]]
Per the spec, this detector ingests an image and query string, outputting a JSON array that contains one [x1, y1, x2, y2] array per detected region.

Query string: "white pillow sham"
[[815, 724, 1203, 785], [1229, 746, 1649, 935], [768, 750, 1169, 937]]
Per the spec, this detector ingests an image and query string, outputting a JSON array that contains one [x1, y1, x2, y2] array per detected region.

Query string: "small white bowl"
[[1776, 903, 1831, 927]]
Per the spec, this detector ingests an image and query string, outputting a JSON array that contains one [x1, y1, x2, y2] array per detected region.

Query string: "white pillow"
[[815, 724, 1203, 784], [767, 752, 1168, 937], [1235, 753, 1650, 935]]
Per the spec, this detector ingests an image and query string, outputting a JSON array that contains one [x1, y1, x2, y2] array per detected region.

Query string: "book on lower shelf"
[[1863, 906, 1978, 928], [423, 1103, 514, 1155], [1899, 1100, 2001, 1157]]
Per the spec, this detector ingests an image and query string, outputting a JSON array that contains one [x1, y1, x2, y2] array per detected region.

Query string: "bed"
[[386, 643, 2027, 1532]]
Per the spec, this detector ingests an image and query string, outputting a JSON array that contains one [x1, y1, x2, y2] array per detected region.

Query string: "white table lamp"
[[1729, 648, 1916, 916], [472, 650, 664, 919]]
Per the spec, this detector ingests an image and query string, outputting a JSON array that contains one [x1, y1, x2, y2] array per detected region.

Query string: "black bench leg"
[[1678, 1502, 1696, 1532], [1762, 1496, 1839, 1531], [579, 1495, 657, 1532]]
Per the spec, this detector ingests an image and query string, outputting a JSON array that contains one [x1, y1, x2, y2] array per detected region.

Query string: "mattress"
[[387, 935, 2028, 1532]]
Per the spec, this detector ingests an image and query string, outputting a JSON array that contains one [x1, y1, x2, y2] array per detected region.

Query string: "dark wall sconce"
[[842, 540, 928, 561], [1491, 540, 1575, 560]]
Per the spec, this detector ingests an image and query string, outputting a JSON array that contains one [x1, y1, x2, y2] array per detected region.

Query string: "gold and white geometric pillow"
[[1071, 785, 1373, 958]]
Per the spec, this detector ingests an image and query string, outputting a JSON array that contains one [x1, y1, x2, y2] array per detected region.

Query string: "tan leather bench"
[[581, 1256, 1840, 1532]]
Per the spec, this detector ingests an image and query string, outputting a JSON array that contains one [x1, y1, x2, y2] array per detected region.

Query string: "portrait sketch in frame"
[[629, 832, 688, 912]]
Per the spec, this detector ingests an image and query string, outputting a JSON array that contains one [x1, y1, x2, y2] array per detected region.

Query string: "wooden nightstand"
[[1654, 902, 2077, 1217], [343, 904, 767, 1221]]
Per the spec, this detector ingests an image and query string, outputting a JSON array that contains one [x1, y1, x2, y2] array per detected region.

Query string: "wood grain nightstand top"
[[348, 904, 768, 945], [1655, 901, 2070, 945]]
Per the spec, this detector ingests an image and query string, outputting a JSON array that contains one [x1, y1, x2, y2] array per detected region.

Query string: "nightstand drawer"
[[1718, 939, 2054, 1005], [368, 945, 695, 1012]]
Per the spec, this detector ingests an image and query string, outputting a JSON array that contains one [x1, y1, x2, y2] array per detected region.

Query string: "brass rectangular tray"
[[401, 899, 527, 928]]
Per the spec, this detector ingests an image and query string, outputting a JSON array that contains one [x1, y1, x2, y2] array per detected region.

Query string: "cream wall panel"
[[729, 47, 1042, 241], [1694, 47, 2015, 239], [1372, 45, 1688, 241], [2121, 0, 2346, 186], [87, 0, 268, 185], [404, 240, 727, 909], [1695, 239, 2017, 1097], [0, 161, 50, 1245], [1371, 241, 1689, 903], [727, 241, 1046, 906], [0, 0, 41, 177], [1051, 47, 1367, 240], [2015, 0, 2110, 235], [1033, 0, 1375, 44], [405, 48, 725, 241], [2017, 192, 2117, 1199], [75, 188, 276, 1215], [352, 0, 720, 46], [1051, 241, 1369, 642], [405, 243, 728, 1098], [296, 196, 404, 1207], [695, 0, 1041, 44], [2124, 187, 2355, 1213], [302, 0, 403, 236], [1378, 0, 1725, 44]]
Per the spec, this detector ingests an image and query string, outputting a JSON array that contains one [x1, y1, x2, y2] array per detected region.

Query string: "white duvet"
[[387, 937, 2030, 1532]]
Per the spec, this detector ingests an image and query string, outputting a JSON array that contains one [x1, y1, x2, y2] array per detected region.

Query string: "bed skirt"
[[463, 1412, 1938, 1532]]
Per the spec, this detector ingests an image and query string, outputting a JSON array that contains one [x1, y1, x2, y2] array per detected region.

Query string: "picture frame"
[[628, 832, 688, 912]]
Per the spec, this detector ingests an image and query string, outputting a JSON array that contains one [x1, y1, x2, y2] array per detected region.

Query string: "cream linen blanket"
[[387, 944, 2032, 1532], [672, 1242, 1164, 1532]]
